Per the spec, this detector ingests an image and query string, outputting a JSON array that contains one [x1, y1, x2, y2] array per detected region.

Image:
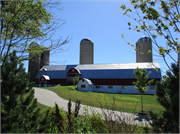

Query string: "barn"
[[77, 78, 93, 92], [35, 62, 161, 94], [31, 37, 161, 94]]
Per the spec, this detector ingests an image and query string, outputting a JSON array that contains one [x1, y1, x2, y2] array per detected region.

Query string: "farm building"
[[77, 78, 93, 92], [30, 37, 162, 94], [35, 62, 161, 94]]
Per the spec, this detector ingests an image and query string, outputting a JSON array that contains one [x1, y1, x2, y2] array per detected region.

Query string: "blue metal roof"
[[35, 65, 77, 79], [35, 63, 161, 79], [80, 69, 161, 79]]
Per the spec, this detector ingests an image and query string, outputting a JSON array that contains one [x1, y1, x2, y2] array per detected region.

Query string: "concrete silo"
[[136, 36, 153, 63], [40, 48, 50, 69], [80, 38, 94, 64], [28, 41, 41, 82]]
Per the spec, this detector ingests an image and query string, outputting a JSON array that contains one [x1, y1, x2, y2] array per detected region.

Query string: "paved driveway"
[[34, 87, 152, 127]]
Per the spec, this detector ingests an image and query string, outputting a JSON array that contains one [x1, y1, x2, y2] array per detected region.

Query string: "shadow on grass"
[[134, 114, 151, 122]]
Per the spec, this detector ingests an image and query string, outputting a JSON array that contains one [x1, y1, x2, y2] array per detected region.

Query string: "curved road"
[[34, 87, 152, 127]]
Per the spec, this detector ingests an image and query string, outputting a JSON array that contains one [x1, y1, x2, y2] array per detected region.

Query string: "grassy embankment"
[[36, 85, 165, 115]]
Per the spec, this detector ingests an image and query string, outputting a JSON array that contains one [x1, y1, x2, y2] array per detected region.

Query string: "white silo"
[[136, 36, 153, 63], [80, 38, 94, 64]]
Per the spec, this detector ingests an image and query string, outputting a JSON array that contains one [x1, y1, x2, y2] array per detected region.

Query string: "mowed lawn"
[[36, 85, 165, 115]]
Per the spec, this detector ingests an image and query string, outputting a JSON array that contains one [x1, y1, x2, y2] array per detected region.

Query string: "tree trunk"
[[141, 93, 143, 114]]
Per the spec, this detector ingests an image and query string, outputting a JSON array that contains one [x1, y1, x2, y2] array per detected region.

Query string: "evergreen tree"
[[1, 51, 50, 133], [149, 63, 179, 133]]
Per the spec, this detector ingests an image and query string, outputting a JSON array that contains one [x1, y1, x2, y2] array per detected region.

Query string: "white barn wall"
[[78, 80, 93, 92], [122, 86, 156, 94], [36, 82, 156, 94], [93, 85, 120, 94], [92, 85, 156, 94], [121, 86, 140, 94]]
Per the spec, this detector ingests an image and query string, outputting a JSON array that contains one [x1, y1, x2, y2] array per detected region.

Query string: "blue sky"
[[23, 0, 178, 76]]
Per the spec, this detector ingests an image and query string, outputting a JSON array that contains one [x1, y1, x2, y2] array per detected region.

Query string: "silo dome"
[[80, 38, 92, 43], [30, 41, 40, 46], [137, 36, 151, 43], [80, 38, 94, 64], [136, 36, 152, 63]]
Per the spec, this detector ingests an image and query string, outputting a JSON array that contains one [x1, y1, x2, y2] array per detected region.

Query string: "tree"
[[1, 51, 50, 133], [133, 67, 154, 114], [0, 0, 70, 70], [120, 0, 179, 76], [72, 75, 81, 90], [149, 63, 179, 133]]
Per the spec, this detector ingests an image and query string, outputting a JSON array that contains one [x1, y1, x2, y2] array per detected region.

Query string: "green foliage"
[[1, 0, 52, 58], [87, 112, 109, 133], [1, 51, 50, 133], [149, 63, 179, 133], [72, 75, 81, 90], [66, 105, 108, 133], [133, 67, 154, 94], [1, 1, 51, 41], [83, 110, 108, 133], [72, 75, 81, 86], [120, 0, 179, 74], [72, 106, 99, 133], [41, 101, 101, 133], [1, 0, 69, 69], [134, 124, 153, 133], [39, 105, 68, 133], [133, 67, 154, 113]]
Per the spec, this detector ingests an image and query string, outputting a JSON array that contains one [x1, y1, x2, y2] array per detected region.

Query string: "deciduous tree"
[[133, 68, 154, 114], [72, 75, 81, 90], [1, 0, 70, 70], [120, 1, 179, 132], [120, 0, 179, 76]]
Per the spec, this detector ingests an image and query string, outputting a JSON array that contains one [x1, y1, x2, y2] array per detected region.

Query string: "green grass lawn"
[[36, 85, 165, 115]]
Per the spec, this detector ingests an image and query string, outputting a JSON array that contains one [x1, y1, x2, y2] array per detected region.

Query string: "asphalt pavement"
[[33, 87, 152, 127]]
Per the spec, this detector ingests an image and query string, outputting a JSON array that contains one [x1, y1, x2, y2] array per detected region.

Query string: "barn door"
[[41, 82, 44, 87]]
